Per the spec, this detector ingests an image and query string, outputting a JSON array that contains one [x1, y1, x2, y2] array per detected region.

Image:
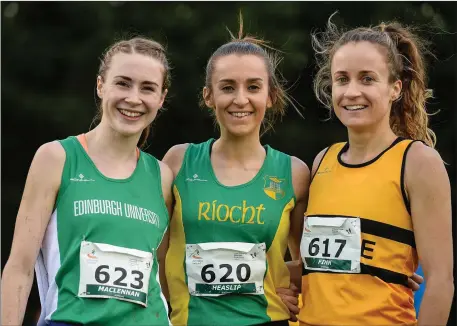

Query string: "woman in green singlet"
[[163, 15, 309, 326], [2, 37, 173, 326]]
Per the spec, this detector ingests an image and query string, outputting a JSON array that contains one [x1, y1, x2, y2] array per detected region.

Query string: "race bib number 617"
[[300, 216, 361, 273]]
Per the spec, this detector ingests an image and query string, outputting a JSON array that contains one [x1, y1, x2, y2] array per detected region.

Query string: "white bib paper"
[[300, 216, 361, 273], [186, 242, 266, 297], [78, 241, 153, 306]]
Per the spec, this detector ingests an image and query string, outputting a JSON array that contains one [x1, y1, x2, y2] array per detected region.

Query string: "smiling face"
[[203, 54, 272, 137], [96, 52, 167, 138], [331, 41, 401, 132]]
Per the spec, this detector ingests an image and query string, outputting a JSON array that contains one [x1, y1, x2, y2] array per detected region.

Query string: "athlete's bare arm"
[[1, 141, 65, 326], [310, 147, 329, 178], [284, 156, 311, 289], [405, 142, 454, 326], [157, 160, 174, 301], [275, 156, 310, 322], [162, 144, 189, 178], [160, 144, 189, 301], [289, 156, 310, 260], [286, 148, 328, 289]]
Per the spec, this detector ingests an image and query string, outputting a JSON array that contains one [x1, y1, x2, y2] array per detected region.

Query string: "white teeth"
[[119, 109, 142, 117], [230, 112, 252, 117], [344, 105, 367, 111]]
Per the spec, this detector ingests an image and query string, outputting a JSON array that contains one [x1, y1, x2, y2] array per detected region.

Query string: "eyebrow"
[[114, 75, 159, 87], [217, 78, 264, 84], [333, 70, 377, 75]]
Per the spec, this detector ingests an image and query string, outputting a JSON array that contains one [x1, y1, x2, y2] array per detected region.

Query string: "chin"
[[112, 124, 145, 138], [342, 119, 377, 132], [225, 125, 258, 137]]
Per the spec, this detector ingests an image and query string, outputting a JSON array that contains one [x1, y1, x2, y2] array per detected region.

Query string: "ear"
[[159, 89, 168, 108], [96, 76, 104, 99], [267, 95, 273, 109], [266, 90, 275, 109], [203, 87, 214, 108], [391, 79, 402, 102]]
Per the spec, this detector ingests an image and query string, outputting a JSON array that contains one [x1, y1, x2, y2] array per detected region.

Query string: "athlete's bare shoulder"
[[291, 156, 310, 199], [311, 147, 329, 178], [34, 140, 66, 175], [162, 143, 189, 177]]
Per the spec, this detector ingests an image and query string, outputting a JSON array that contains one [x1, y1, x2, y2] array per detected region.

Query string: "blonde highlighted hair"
[[312, 13, 436, 147]]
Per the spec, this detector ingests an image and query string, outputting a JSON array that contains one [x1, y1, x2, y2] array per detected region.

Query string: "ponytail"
[[381, 23, 436, 147], [312, 14, 437, 147]]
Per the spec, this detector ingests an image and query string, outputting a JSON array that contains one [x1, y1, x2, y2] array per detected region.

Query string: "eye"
[[143, 86, 156, 92], [221, 85, 234, 92], [362, 76, 374, 83], [335, 76, 348, 84], [116, 81, 129, 87], [248, 85, 260, 91]]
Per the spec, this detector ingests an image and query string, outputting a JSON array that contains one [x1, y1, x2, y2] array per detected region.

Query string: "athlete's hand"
[[276, 283, 300, 322], [285, 260, 302, 289], [408, 272, 424, 291]]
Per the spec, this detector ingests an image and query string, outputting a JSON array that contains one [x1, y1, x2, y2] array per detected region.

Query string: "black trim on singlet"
[[256, 320, 290, 326], [310, 146, 332, 184], [306, 214, 415, 248], [337, 137, 405, 168], [167, 301, 172, 317], [361, 217, 416, 248], [302, 214, 415, 286], [400, 140, 421, 216], [302, 262, 409, 287]]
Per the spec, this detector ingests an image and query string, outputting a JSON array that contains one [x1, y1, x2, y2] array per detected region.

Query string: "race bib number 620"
[[200, 263, 252, 283], [186, 242, 266, 297]]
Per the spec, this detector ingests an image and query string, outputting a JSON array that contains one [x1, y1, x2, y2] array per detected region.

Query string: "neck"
[[213, 131, 265, 164], [85, 123, 140, 162], [345, 123, 397, 164]]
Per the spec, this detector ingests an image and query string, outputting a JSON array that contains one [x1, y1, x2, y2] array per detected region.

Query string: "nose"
[[344, 81, 362, 99], [233, 89, 249, 107], [125, 87, 142, 105]]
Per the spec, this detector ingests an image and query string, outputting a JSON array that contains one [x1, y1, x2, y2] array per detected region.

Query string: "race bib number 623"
[[78, 241, 153, 306]]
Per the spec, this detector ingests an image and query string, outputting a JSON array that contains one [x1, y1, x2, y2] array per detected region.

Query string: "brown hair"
[[201, 13, 299, 135], [312, 13, 436, 147], [96, 36, 171, 148]]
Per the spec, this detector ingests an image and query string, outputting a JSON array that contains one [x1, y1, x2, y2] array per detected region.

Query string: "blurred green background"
[[2, 1, 455, 325]]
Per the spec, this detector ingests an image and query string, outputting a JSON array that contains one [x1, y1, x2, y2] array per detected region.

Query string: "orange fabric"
[[288, 294, 303, 326], [76, 133, 140, 159], [298, 140, 417, 326]]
